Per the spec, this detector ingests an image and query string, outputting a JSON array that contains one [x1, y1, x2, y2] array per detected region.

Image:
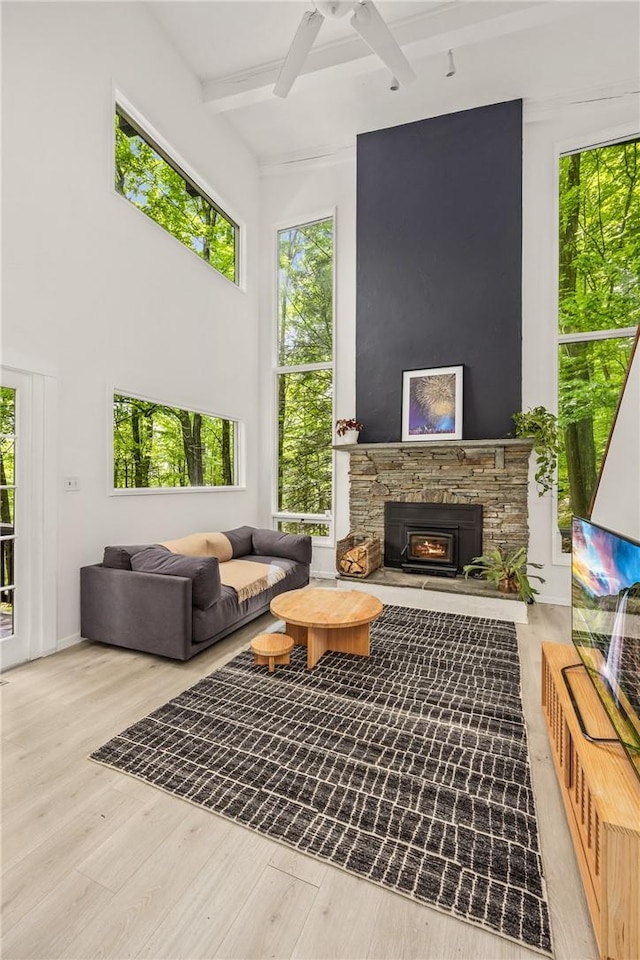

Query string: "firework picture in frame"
[[402, 365, 463, 441]]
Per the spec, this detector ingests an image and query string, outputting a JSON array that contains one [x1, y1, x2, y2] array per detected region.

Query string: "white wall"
[[2, 2, 261, 647], [259, 104, 640, 600], [258, 157, 356, 576]]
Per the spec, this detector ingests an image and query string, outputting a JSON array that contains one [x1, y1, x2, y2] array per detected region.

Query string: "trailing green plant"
[[463, 546, 545, 604], [512, 406, 560, 496]]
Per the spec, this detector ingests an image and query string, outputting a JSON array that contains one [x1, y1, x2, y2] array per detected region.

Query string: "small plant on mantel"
[[335, 418, 364, 437], [463, 546, 545, 604], [512, 406, 559, 496]]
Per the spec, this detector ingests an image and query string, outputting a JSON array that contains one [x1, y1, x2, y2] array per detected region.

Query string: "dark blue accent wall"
[[356, 100, 522, 442]]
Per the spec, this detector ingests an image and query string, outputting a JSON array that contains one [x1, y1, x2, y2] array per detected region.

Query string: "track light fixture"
[[446, 49, 456, 78]]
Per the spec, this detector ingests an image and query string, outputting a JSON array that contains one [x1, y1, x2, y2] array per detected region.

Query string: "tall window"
[[275, 218, 334, 539], [557, 137, 640, 549], [113, 393, 237, 490], [115, 106, 239, 284]]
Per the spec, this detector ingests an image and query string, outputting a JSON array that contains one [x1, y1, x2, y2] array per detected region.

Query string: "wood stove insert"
[[384, 502, 482, 577]]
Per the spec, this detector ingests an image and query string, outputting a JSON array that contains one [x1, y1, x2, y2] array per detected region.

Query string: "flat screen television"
[[571, 516, 640, 781]]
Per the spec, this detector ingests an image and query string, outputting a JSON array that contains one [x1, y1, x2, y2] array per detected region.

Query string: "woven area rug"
[[91, 604, 552, 955]]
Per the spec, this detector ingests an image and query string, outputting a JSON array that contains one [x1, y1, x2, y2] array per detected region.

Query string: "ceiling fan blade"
[[274, 9, 325, 98], [350, 0, 416, 87]]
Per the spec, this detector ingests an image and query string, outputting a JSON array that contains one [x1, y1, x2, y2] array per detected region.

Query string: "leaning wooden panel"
[[541, 642, 640, 960]]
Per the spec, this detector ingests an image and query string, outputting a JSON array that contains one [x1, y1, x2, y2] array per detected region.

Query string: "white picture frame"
[[402, 365, 463, 441]]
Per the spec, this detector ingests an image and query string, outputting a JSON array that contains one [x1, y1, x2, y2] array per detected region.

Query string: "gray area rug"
[[91, 604, 552, 955]]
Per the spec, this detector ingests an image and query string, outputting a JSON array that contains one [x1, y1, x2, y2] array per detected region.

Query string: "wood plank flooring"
[[1, 600, 599, 959]]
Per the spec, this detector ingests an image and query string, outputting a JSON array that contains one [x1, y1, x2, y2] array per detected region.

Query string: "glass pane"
[[0, 588, 14, 639], [277, 520, 330, 537], [115, 112, 237, 283], [0, 438, 14, 487], [557, 336, 635, 547], [0, 387, 16, 434], [113, 394, 236, 489], [278, 219, 333, 366], [278, 370, 333, 514], [558, 140, 640, 335], [1, 538, 14, 588], [0, 489, 14, 530]]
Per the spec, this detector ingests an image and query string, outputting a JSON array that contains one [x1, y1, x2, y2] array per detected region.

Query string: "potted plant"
[[512, 406, 559, 496], [463, 546, 545, 603], [335, 418, 364, 444]]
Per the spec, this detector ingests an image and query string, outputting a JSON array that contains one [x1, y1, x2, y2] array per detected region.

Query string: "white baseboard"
[[57, 632, 82, 651], [538, 595, 570, 606], [310, 569, 336, 580]]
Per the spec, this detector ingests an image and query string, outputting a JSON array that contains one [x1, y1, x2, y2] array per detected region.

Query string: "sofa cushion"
[[222, 526, 254, 558], [252, 528, 312, 565], [103, 544, 157, 570], [192, 557, 310, 644], [131, 547, 221, 610], [160, 532, 233, 563]]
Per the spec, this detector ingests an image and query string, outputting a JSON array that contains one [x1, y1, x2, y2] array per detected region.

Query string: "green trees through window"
[[115, 107, 238, 284], [113, 394, 236, 490], [276, 218, 334, 537], [558, 138, 639, 547]]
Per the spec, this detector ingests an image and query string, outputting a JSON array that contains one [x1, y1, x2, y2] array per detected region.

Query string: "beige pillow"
[[160, 532, 233, 563]]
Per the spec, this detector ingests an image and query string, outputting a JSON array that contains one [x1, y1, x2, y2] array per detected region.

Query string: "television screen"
[[572, 516, 640, 780]]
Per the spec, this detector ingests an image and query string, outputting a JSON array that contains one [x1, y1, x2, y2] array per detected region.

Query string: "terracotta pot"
[[498, 576, 519, 594]]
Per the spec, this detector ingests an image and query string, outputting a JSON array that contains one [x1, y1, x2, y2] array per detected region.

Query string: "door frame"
[[0, 365, 56, 670]]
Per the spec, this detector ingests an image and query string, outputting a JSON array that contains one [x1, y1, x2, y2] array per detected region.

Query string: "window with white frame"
[[113, 393, 238, 490], [115, 105, 239, 284], [274, 218, 334, 539], [557, 137, 640, 550]]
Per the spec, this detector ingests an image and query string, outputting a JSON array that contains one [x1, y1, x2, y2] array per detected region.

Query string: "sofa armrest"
[[251, 528, 312, 565], [80, 564, 194, 660]]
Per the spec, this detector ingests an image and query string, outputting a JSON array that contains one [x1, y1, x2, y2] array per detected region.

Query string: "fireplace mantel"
[[334, 438, 533, 452]]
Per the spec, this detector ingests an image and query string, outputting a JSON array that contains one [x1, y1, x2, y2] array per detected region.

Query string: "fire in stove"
[[400, 527, 459, 576], [410, 535, 450, 560]]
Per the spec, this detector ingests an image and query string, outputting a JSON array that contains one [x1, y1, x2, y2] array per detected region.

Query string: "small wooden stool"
[[250, 633, 294, 673]]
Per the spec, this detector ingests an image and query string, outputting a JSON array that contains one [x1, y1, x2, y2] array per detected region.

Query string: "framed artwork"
[[402, 365, 463, 441]]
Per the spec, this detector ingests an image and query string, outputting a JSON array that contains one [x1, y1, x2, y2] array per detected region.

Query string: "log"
[[340, 546, 366, 574]]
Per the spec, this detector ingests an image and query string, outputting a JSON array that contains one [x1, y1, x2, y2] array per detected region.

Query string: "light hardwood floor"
[[1, 597, 600, 960]]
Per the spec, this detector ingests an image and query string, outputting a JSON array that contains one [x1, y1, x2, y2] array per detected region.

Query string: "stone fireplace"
[[345, 439, 532, 576]]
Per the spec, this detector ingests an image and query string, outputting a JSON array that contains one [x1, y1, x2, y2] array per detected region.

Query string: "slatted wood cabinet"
[[541, 643, 640, 960]]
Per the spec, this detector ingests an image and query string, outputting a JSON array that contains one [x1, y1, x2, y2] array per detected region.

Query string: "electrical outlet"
[[63, 477, 80, 492]]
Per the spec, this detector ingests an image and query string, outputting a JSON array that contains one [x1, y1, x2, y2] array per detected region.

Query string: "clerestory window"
[[114, 105, 239, 284], [557, 136, 640, 550]]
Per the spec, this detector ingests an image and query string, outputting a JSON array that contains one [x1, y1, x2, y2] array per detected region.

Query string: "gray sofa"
[[80, 525, 311, 661]]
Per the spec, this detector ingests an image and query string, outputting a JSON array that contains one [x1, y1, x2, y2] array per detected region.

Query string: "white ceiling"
[[149, 0, 640, 165]]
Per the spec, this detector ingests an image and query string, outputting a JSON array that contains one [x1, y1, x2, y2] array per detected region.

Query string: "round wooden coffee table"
[[250, 633, 294, 673], [270, 588, 383, 670]]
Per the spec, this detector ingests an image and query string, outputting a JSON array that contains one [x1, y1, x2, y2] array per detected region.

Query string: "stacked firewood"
[[339, 545, 369, 576]]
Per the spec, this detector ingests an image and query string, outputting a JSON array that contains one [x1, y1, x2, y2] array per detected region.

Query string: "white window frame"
[[109, 387, 246, 496], [272, 213, 336, 546], [112, 90, 245, 291], [553, 125, 640, 564]]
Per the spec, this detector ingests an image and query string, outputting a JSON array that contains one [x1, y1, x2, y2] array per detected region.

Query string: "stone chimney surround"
[[338, 439, 533, 560]]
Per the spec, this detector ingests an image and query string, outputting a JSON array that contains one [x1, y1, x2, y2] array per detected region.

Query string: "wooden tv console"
[[541, 643, 640, 960]]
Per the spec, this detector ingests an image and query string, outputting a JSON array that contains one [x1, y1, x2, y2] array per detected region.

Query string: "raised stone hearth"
[[338, 564, 522, 600], [341, 439, 533, 576]]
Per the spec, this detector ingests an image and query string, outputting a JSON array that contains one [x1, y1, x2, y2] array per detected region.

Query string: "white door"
[[0, 369, 32, 670]]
